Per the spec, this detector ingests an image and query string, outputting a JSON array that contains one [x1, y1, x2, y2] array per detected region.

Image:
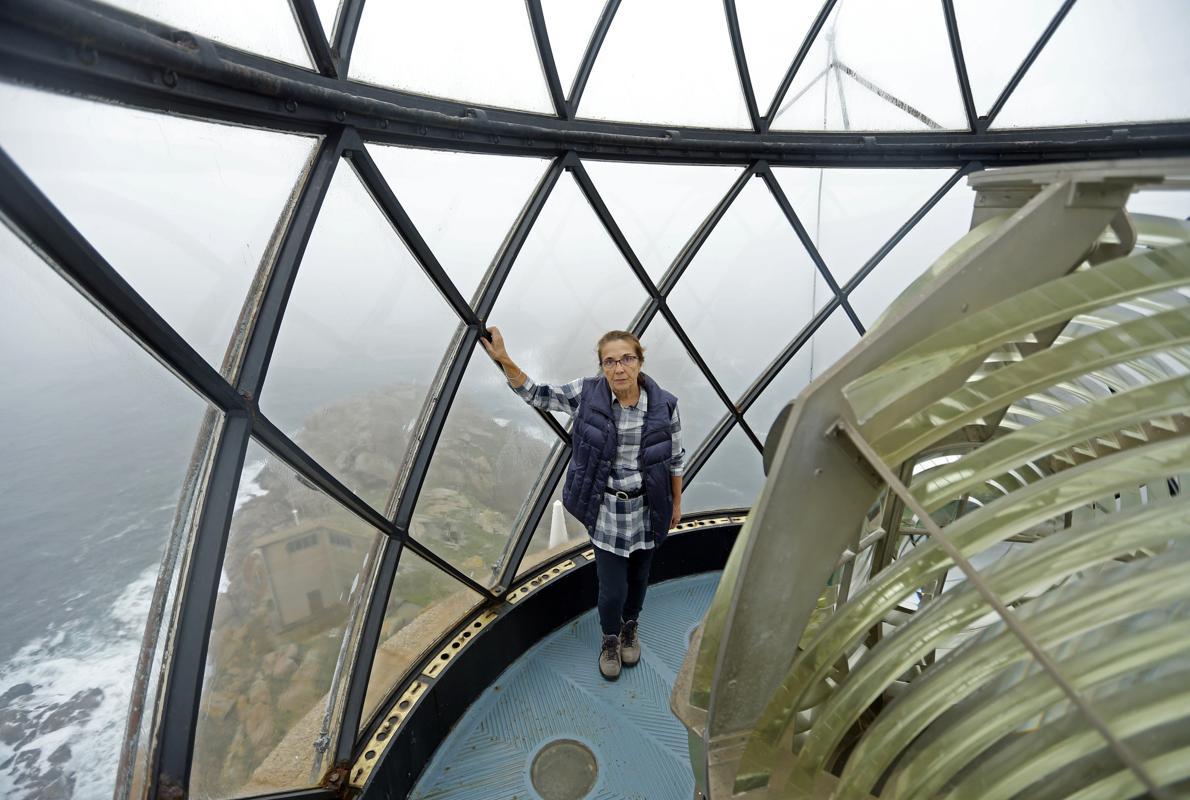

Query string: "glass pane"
[[578, 0, 751, 128], [0, 224, 209, 796], [350, 0, 553, 113], [360, 546, 483, 731], [683, 427, 764, 514], [369, 144, 549, 304], [994, 0, 1190, 127], [490, 173, 651, 387], [744, 307, 862, 442], [102, 0, 313, 68], [952, 0, 1064, 117], [639, 314, 733, 457], [735, 0, 822, 113], [771, 0, 966, 131], [516, 480, 586, 579], [773, 167, 956, 284], [260, 165, 461, 513], [313, 0, 339, 39], [848, 178, 975, 329], [583, 160, 744, 284], [667, 176, 821, 400], [191, 440, 382, 798], [1128, 189, 1190, 221], [410, 354, 559, 586], [541, 0, 606, 96], [0, 83, 316, 370]]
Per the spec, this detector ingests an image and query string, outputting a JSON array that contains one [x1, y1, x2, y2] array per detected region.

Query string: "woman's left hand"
[[670, 502, 682, 529]]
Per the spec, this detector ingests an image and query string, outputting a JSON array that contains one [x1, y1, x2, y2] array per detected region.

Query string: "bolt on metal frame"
[[0, 0, 1187, 797]]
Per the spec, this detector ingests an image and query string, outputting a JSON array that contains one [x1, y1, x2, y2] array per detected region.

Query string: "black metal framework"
[[0, 0, 1188, 797]]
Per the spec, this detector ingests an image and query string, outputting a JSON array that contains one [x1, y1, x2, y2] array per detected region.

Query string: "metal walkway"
[[410, 572, 721, 800]]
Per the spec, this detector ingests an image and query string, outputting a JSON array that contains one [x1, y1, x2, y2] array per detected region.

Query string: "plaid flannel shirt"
[[513, 377, 684, 556]]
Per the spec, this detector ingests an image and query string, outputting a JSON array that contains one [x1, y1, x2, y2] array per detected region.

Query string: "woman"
[[482, 327, 684, 680]]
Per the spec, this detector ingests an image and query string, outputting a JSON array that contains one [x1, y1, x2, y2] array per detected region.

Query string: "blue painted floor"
[[410, 572, 721, 800]]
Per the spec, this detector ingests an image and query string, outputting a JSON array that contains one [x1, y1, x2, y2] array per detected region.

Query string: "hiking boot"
[[620, 619, 640, 667], [598, 634, 621, 680]]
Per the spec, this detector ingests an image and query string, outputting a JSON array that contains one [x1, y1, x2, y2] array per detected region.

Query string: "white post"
[[548, 499, 569, 549]]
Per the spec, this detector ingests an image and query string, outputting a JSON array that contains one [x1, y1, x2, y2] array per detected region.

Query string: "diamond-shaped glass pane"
[[578, 0, 751, 128], [192, 440, 383, 798], [540, 0, 607, 97], [410, 354, 559, 586], [489, 173, 650, 386], [744, 307, 861, 443], [683, 427, 764, 514], [261, 164, 461, 514], [952, 0, 1064, 117], [103, 0, 313, 68], [360, 546, 483, 731], [735, 0, 822, 113], [667, 176, 821, 400], [771, 0, 966, 131], [639, 314, 732, 457], [0, 224, 211, 797], [848, 178, 974, 328], [583, 160, 744, 284], [994, 0, 1190, 127], [370, 144, 549, 304], [773, 167, 957, 284], [350, 0, 553, 113], [0, 83, 316, 370]]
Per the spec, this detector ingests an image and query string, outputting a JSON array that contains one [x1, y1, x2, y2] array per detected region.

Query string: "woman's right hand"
[[481, 325, 509, 363]]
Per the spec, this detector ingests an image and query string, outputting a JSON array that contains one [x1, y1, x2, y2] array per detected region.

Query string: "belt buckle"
[[614, 490, 630, 501]]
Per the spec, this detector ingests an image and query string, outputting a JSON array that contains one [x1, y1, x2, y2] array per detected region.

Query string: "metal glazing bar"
[[833, 417, 1167, 800], [658, 303, 764, 456], [333, 0, 366, 76], [658, 162, 761, 297], [289, 0, 338, 78], [494, 445, 573, 592], [759, 165, 864, 333], [236, 129, 347, 395], [842, 165, 976, 297], [0, 146, 245, 413], [525, 0, 568, 119], [400, 533, 494, 598], [981, 0, 1078, 130], [335, 537, 401, 761], [115, 409, 222, 800], [569, 157, 661, 298], [762, 0, 838, 130], [345, 140, 476, 322], [152, 411, 251, 794], [941, 0, 977, 132], [723, 0, 761, 132], [735, 295, 842, 414], [2, 4, 1187, 166], [251, 413, 402, 539], [392, 326, 480, 528], [567, 0, 622, 116], [535, 407, 573, 443], [683, 413, 740, 485]]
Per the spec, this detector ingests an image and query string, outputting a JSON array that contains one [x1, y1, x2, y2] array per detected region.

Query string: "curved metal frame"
[[0, 0, 1187, 797]]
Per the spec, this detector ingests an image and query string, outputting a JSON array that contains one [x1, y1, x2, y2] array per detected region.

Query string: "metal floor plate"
[[409, 572, 721, 800]]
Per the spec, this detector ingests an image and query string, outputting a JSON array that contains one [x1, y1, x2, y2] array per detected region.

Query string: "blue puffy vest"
[[561, 373, 677, 548]]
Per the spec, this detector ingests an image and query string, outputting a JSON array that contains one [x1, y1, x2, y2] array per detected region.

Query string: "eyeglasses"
[[600, 354, 640, 370]]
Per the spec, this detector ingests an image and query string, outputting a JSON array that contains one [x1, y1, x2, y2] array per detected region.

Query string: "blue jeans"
[[593, 546, 655, 636]]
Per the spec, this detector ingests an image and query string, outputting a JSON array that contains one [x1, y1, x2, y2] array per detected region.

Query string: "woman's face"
[[599, 338, 642, 392]]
